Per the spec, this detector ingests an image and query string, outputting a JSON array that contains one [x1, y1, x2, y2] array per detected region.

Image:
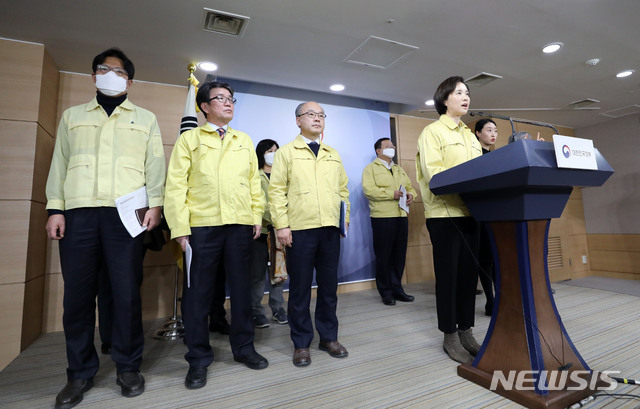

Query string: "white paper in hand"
[[185, 240, 193, 288], [398, 185, 409, 214], [115, 186, 148, 237]]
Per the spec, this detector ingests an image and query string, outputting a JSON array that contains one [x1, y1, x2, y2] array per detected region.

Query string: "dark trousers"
[[426, 217, 479, 334], [59, 208, 145, 380], [183, 225, 255, 367], [97, 262, 113, 346], [286, 227, 340, 349], [208, 266, 228, 325], [371, 217, 409, 299]]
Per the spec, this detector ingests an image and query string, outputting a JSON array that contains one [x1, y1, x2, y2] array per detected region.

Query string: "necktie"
[[217, 127, 225, 140], [309, 141, 320, 156]]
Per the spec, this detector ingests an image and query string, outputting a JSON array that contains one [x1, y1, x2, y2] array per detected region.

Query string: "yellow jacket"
[[362, 159, 416, 218], [260, 169, 271, 235], [46, 97, 166, 210], [269, 135, 350, 231], [164, 124, 265, 239], [416, 114, 482, 218]]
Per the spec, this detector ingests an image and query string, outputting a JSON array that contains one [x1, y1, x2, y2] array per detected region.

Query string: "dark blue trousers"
[[370, 217, 409, 299], [183, 225, 255, 367], [59, 208, 145, 380], [286, 227, 341, 349]]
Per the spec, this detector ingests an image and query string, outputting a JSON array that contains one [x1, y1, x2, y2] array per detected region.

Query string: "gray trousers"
[[250, 233, 285, 315]]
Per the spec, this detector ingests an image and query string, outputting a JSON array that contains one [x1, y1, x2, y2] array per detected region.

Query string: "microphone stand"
[[470, 111, 559, 135]]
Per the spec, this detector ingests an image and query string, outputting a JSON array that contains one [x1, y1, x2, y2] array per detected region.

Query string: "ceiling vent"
[[343, 36, 419, 70], [202, 8, 249, 37], [601, 104, 640, 118], [466, 72, 503, 87], [566, 98, 600, 110]]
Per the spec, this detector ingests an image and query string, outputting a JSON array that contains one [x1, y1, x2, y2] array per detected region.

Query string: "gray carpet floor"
[[1, 280, 640, 408]]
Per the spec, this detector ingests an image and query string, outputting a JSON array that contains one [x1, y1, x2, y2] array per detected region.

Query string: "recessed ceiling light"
[[198, 62, 218, 71], [330, 84, 345, 92], [616, 70, 635, 78], [542, 42, 563, 54], [425, 99, 434, 106]]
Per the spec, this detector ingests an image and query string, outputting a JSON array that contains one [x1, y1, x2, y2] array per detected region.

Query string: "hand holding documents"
[[115, 186, 149, 238], [398, 185, 409, 214]]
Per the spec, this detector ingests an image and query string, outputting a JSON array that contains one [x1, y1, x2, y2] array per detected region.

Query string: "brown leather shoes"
[[319, 341, 349, 358], [292, 348, 311, 367]]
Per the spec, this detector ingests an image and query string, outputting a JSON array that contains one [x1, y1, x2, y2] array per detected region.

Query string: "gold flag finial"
[[187, 63, 197, 74]]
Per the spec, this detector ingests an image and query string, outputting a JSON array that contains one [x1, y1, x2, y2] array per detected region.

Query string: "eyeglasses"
[[208, 96, 237, 105], [297, 111, 326, 119], [95, 64, 128, 78]]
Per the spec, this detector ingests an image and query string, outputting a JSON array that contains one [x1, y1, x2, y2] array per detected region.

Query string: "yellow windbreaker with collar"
[[164, 124, 265, 239], [260, 169, 271, 235], [416, 114, 482, 218], [268, 135, 350, 231], [362, 159, 417, 218], [45, 97, 166, 211]]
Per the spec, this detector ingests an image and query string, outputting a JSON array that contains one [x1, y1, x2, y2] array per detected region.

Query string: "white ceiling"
[[2, 0, 640, 129]]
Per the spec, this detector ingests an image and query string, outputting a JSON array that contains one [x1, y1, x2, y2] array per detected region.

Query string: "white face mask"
[[95, 71, 128, 96], [264, 151, 276, 166], [382, 148, 395, 159]]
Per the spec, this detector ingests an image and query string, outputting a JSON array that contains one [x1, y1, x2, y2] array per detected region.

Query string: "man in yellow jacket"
[[164, 81, 267, 389], [45, 48, 165, 408], [362, 137, 417, 306], [269, 101, 350, 367]]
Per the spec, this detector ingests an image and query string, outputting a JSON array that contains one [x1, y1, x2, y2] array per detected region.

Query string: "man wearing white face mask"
[[45, 48, 165, 409], [362, 138, 416, 305]]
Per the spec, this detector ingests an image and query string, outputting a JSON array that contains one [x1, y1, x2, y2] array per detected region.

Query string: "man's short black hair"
[[196, 81, 234, 119], [92, 48, 135, 79], [374, 137, 391, 153], [433, 76, 467, 116]]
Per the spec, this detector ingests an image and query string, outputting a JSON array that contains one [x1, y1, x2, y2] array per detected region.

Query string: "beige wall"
[[0, 38, 58, 370]]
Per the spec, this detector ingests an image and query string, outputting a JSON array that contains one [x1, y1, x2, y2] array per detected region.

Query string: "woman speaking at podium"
[[416, 76, 483, 364]]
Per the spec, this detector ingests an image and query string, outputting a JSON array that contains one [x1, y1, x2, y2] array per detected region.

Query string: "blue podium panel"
[[429, 140, 613, 221]]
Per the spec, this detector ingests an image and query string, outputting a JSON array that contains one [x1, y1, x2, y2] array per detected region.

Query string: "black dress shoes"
[[185, 366, 208, 389], [382, 297, 396, 306], [234, 351, 269, 370], [394, 292, 415, 302], [319, 341, 349, 358], [209, 320, 230, 335], [55, 378, 93, 409], [116, 371, 145, 397], [293, 348, 311, 367]]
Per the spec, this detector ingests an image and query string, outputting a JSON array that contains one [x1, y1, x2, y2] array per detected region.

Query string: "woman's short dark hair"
[[474, 118, 496, 136], [433, 76, 467, 115], [196, 81, 234, 118], [256, 139, 279, 169], [92, 48, 135, 79]]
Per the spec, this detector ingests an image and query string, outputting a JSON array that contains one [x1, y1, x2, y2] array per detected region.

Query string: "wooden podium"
[[430, 140, 614, 409]]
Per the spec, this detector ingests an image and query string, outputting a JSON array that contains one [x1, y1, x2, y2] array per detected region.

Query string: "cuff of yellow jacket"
[[253, 216, 263, 225], [149, 197, 164, 208], [170, 226, 192, 240]]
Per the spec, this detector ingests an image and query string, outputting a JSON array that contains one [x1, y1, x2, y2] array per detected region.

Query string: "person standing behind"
[[474, 119, 498, 315], [416, 76, 482, 364], [269, 101, 350, 367], [45, 48, 165, 409], [250, 139, 288, 328], [164, 81, 268, 390], [362, 138, 417, 306]]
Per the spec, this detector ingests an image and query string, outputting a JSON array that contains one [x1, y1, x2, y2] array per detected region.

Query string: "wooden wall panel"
[[395, 115, 434, 161], [407, 202, 429, 247], [405, 245, 434, 283], [0, 201, 30, 284], [0, 282, 25, 370], [0, 39, 43, 122], [0, 121, 37, 200], [33, 124, 55, 204], [38, 49, 59, 136], [399, 158, 421, 203], [26, 202, 48, 282], [22, 274, 45, 348], [569, 233, 590, 277], [586, 234, 640, 279], [42, 272, 63, 333], [140, 265, 180, 321]]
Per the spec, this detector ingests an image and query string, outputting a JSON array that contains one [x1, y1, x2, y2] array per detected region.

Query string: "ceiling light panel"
[[344, 36, 419, 70]]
